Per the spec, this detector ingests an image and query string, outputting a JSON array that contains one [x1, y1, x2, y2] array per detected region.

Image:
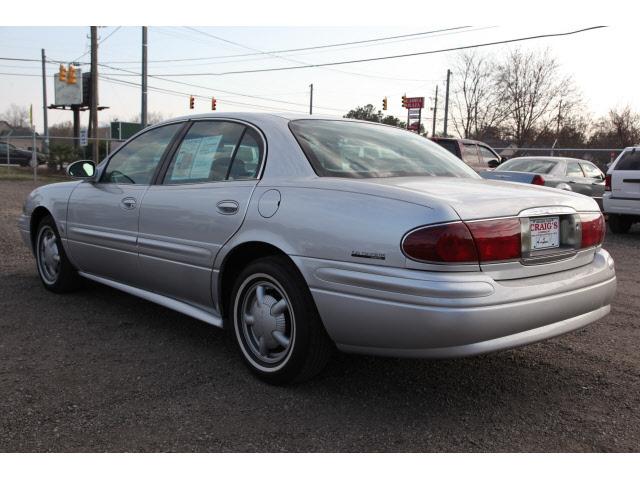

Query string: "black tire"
[[231, 255, 334, 384], [608, 214, 632, 234], [34, 215, 81, 293]]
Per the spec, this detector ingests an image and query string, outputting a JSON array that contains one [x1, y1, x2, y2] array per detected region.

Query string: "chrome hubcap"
[[239, 278, 294, 365], [37, 226, 60, 285]]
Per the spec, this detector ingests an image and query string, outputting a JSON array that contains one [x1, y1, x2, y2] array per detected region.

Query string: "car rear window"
[[495, 158, 557, 174], [615, 150, 640, 170], [289, 120, 478, 179]]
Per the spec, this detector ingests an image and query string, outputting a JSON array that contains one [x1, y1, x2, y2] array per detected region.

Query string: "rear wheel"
[[231, 255, 333, 384], [35, 215, 81, 293], [608, 214, 632, 234]]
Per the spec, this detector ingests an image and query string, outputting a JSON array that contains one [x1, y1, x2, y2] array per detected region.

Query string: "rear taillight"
[[532, 175, 545, 186], [605, 174, 611, 191], [580, 212, 605, 248], [466, 218, 522, 262], [402, 222, 478, 263], [402, 218, 521, 264]]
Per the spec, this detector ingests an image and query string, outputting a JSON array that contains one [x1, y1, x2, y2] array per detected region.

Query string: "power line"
[[107, 26, 472, 64], [91, 61, 345, 112], [71, 26, 122, 63], [101, 75, 309, 114], [143, 26, 606, 77]]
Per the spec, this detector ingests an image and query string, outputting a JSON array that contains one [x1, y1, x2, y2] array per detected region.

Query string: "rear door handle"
[[216, 200, 239, 215]]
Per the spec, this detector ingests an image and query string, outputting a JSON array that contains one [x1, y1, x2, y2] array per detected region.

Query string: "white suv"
[[604, 147, 640, 233]]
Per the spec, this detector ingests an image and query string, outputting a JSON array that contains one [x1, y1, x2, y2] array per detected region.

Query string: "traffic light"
[[68, 65, 77, 84], [401, 94, 407, 109], [59, 64, 67, 83], [211, 97, 217, 110], [189, 95, 195, 109], [382, 97, 388, 111]]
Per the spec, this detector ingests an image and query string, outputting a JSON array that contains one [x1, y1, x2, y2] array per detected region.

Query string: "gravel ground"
[[1, 179, 638, 452]]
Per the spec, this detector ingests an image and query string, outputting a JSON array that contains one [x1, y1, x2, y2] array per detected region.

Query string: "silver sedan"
[[18, 114, 616, 384]]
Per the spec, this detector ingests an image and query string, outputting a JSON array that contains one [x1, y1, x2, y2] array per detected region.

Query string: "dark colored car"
[[480, 156, 606, 210], [430, 137, 502, 171], [0, 142, 46, 167]]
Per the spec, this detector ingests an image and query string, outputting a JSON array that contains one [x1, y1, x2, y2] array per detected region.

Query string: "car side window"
[[581, 162, 604, 179], [566, 161, 585, 177], [163, 121, 246, 184], [462, 144, 480, 165], [615, 151, 640, 170], [232, 128, 264, 179], [478, 145, 498, 160], [102, 123, 182, 184]]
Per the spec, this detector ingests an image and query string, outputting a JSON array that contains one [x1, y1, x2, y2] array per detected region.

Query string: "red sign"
[[405, 97, 424, 109]]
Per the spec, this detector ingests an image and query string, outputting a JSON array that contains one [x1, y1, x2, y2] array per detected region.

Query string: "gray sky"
[[0, 25, 634, 134]]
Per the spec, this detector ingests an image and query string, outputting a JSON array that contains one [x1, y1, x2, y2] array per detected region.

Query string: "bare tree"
[[0, 104, 29, 128], [494, 49, 577, 146], [589, 106, 640, 148], [128, 111, 166, 125], [450, 50, 508, 139]]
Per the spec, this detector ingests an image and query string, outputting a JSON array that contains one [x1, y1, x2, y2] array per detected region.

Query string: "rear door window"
[[615, 151, 640, 170], [163, 121, 245, 184]]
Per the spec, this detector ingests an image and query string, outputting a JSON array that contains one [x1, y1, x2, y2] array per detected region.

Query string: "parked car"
[[430, 137, 502, 171], [18, 114, 616, 384], [0, 141, 46, 167], [604, 147, 640, 233], [480, 156, 606, 210]]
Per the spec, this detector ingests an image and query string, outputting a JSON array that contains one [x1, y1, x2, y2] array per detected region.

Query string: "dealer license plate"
[[530, 216, 560, 251]]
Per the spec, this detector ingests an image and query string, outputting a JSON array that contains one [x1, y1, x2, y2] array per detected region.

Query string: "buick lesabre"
[[18, 114, 617, 383]]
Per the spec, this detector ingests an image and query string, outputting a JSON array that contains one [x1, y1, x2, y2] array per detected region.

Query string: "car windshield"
[[495, 158, 557, 174], [289, 120, 478, 179]]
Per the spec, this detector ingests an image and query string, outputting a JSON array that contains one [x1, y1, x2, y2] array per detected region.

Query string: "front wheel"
[[231, 256, 333, 384], [35, 215, 81, 293]]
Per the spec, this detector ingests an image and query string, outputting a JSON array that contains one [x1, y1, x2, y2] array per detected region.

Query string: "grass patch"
[[0, 166, 68, 184]]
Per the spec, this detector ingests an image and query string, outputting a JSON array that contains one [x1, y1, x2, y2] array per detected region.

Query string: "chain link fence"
[[1, 134, 125, 180]]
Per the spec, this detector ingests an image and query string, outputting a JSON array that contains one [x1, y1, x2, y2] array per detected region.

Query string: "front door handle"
[[121, 197, 137, 210], [217, 200, 239, 215]]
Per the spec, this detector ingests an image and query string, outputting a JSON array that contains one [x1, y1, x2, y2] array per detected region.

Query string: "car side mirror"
[[487, 159, 500, 169], [67, 160, 96, 179]]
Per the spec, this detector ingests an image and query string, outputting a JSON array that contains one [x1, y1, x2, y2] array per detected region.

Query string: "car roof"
[[506, 156, 582, 162], [163, 112, 345, 123]]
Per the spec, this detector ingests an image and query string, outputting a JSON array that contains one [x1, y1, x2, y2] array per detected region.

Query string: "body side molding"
[[78, 272, 223, 328]]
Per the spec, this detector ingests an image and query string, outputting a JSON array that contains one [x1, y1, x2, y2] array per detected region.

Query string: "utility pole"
[[556, 99, 562, 136], [431, 85, 438, 137], [40, 49, 49, 154], [141, 26, 148, 128], [90, 26, 99, 162], [309, 83, 313, 115], [443, 69, 451, 136]]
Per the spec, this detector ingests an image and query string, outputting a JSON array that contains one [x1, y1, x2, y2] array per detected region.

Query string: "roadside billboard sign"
[[405, 97, 424, 109], [54, 70, 83, 106]]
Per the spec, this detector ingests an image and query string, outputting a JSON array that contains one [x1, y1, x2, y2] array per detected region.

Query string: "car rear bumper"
[[292, 249, 616, 358], [604, 193, 640, 215]]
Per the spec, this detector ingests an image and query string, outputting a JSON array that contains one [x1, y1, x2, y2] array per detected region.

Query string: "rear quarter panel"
[[215, 183, 460, 271]]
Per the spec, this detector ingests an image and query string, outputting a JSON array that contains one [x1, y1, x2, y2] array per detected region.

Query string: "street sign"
[[54, 70, 83, 106], [79, 128, 88, 147], [404, 97, 425, 109], [408, 108, 421, 119]]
